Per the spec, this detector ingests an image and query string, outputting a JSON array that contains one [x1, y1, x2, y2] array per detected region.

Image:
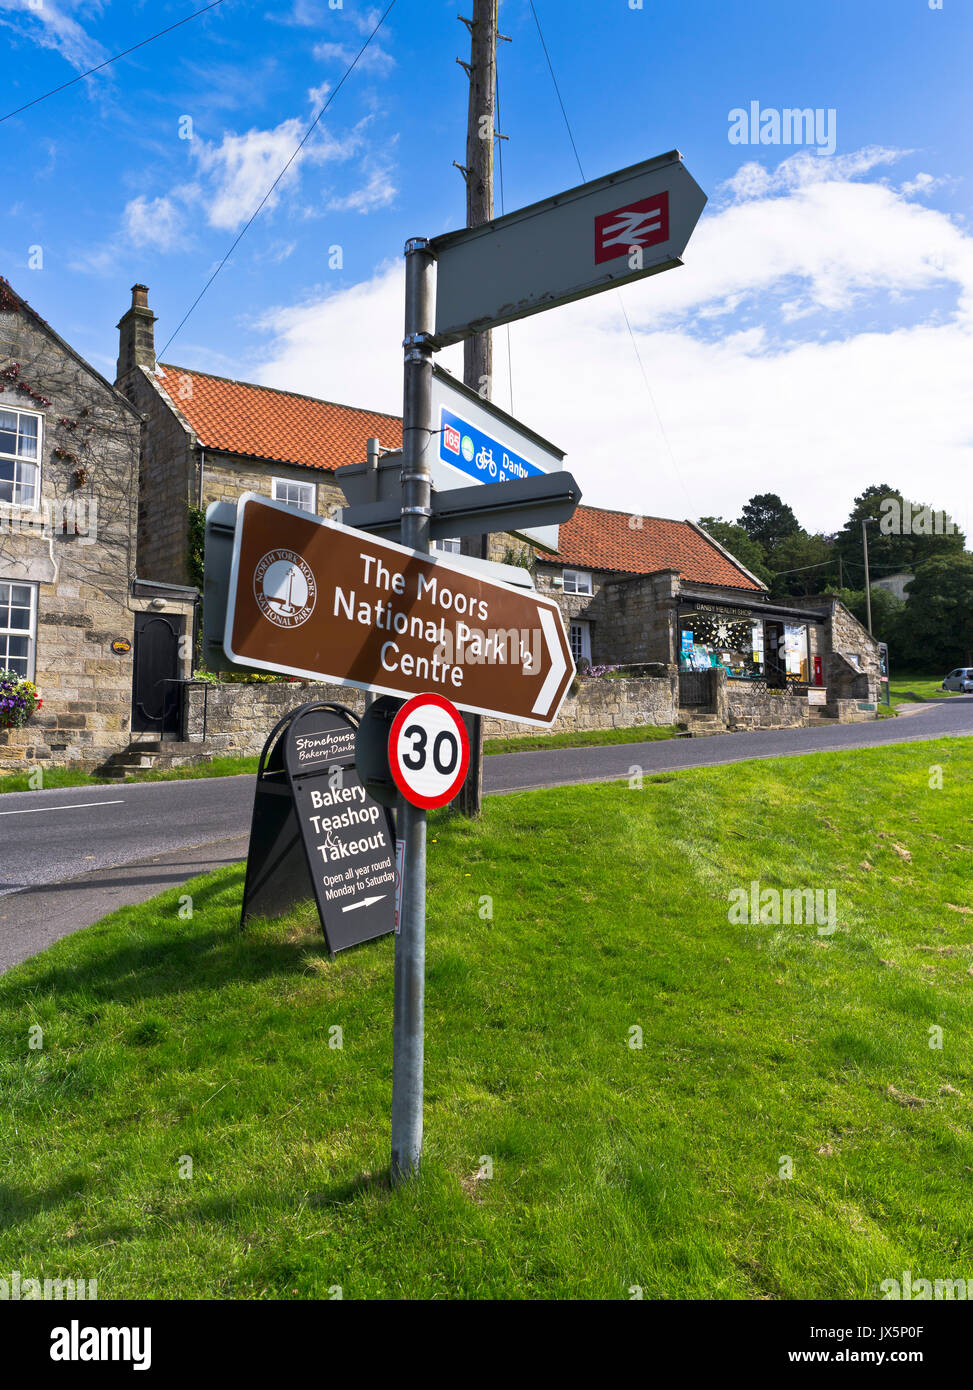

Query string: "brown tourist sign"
[[224, 494, 575, 728]]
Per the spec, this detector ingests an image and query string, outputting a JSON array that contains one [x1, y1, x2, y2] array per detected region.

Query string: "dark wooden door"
[[132, 612, 181, 735], [764, 621, 787, 689]]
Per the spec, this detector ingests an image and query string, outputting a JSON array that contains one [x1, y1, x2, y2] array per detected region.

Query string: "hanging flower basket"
[[0, 671, 42, 729]]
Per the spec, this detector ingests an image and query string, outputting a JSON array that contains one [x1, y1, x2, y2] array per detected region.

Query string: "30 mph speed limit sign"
[[388, 693, 470, 809]]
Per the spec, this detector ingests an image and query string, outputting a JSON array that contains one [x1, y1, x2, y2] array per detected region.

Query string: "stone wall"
[[0, 292, 194, 771], [116, 365, 197, 587], [202, 453, 346, 522], [584, 571, 679, 665], [726, 685, 817, 730], [116, 367, 347, 590], [188, 670, 680, 755], [787, 594, 882, 702]]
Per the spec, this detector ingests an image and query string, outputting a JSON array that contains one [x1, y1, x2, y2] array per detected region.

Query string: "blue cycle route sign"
[[437, 405, 547, 486]]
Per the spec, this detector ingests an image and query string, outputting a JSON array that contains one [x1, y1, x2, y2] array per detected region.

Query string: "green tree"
[[767, 531, 835, 598], [833, 483, 965, 585], [697, 516, 772, 587], [899, 555, 973, 669], [839, 586, 907, 659], [737, 493, 801, 557]]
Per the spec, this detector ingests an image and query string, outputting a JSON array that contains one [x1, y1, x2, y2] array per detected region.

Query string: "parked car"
[[942, 668, 973, 692]]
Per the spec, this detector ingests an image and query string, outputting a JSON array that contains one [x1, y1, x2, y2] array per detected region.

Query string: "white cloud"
[[0, 0, 105, 72], [251, 151, 973, 544], [122, 195, 185, 252], [326, 161, 396, 213], [717, 146, 910, 203], [308, 80, 332, 115], [899, 171, 955, 198], [188, 116, 364, 232], [312, 38, 395, 76]]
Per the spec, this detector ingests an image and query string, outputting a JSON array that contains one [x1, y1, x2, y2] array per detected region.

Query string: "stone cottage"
[[0, 277, 195, 773], [118, 283, 880, 741], [532, 505, 882, 728], [114, 285, 402, 588]]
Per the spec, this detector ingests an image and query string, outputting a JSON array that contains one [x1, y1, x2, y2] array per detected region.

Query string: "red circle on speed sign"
[[388, 693, 470, 809]]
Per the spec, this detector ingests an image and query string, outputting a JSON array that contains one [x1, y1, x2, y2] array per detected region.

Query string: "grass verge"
[[888, 675, 959, 708], [1, 739, 971, 1299], [0, 755, 260, 796], [483, 723, 680, 754]]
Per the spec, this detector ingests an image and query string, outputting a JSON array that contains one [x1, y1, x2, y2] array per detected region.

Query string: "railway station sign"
[[430, 150, 707, 346]]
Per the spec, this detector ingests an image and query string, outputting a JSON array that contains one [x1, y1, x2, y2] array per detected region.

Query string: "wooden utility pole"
[[460, 0, 497, 398], [454, 0, 503, 817]]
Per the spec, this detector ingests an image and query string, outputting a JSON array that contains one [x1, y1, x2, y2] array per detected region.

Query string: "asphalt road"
[[1, 696, 970, 972]]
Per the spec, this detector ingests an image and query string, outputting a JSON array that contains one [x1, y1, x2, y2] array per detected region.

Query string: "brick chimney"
[[115, 283, 157, 383]]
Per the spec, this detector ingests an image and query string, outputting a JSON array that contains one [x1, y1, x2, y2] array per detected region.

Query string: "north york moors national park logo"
[[254, 549, 317, 628]]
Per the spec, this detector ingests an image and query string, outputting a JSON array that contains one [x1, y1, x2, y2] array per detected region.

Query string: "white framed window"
[[0, 407, 42, 509], [569, 620, 591, 665], [272, 477, 316, 513], [434, 537, 461, 554], [0, 580, 37, 680], [563, 568, 592, 596]]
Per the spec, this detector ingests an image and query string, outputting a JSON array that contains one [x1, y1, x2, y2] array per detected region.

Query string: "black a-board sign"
[[240, 701, 397, 953]]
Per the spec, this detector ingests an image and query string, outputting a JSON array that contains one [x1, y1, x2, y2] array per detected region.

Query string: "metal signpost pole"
[[363, 436, 381, 716], [391, 237, 436, 1183]]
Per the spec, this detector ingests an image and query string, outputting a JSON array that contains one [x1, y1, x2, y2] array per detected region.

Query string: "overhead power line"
[[528, 1, 583, 182], [160, 0, 399, 357], [527, 0, 692, 513], [1, 0, 228, 124]]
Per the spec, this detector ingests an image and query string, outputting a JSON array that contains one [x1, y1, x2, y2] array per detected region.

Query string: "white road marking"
[[0, 799, 124, 816]]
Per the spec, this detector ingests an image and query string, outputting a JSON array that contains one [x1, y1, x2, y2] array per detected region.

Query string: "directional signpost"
[[428, 366, 565, 550], [340, 469, 581, 550], [430, 150, 707, 344], [216, 147, 706, 1187], [384, 149, 704, 1183], [223, 492, 575, 726]]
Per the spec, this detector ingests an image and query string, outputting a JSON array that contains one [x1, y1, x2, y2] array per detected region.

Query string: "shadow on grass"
[[0, 869, 347, 1007], [309, 1169, 392, 1207], [0, 1173, 91, 1232]]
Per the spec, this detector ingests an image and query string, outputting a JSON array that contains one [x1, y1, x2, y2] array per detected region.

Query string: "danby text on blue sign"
[[438, 406, 547, 486]]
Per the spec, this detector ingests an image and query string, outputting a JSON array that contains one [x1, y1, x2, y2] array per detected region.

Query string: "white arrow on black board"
[[341, 895, 387, 913], [531, 607, 568, 719]]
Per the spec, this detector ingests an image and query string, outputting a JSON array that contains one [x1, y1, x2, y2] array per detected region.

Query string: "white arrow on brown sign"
[[223, 494, 575, 727]]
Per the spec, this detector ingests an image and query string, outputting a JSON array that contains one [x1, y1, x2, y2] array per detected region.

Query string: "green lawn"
[[483, 723, 680, 754], [888, 674, 959, 708], [1, 739, 971, 1299], [0, 754, 261, 796]]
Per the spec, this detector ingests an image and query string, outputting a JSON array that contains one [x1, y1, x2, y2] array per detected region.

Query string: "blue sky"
[[2, 0, 971, 540]]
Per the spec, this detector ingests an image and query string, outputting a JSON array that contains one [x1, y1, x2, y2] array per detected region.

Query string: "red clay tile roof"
[[546, 505, 764, 591], [157, 363, 402, 472], [151, 362, 759, 590]]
